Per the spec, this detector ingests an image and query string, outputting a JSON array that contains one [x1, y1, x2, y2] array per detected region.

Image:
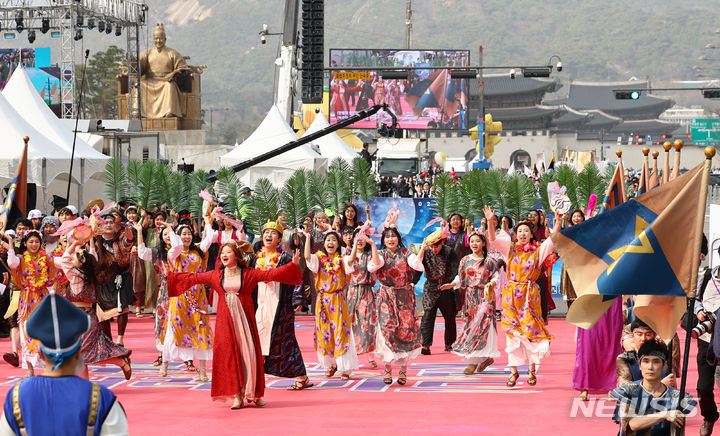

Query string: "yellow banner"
[[334, 71, 371, 80]]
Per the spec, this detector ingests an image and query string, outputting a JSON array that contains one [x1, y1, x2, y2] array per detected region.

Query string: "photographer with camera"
[[692, 241, 720, 436]]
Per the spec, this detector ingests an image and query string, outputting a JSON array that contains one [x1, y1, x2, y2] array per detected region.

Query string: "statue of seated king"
[[118, 23, 206, 130]]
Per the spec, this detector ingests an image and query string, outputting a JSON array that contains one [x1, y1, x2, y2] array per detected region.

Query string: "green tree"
[[76, 45, 126, 119]]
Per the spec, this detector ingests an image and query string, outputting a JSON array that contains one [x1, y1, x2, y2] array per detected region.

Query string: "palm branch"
[[246, 178, 281, 234], [215, 167, 243, 217], [430, 172, 459, 219], [103, 157, 128, 203], [483, 170, 507, 214], [126, 159, 142, 191], [280, 169, 311, 228], [325, 164, 352, 216], [576, 162, 605, 209], [306, 169, 329, 212], [133, 160, 159, 209], [553, 165, 579, 210], [504, 173, 538, 223], [604, 163, 617, 182], [458, 170, 487, 223], [330, 157, 354, 195], [351, 157, 378, 202]]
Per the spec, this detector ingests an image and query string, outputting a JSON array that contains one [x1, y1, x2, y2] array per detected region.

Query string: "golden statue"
[[139, 24, 189, 118]]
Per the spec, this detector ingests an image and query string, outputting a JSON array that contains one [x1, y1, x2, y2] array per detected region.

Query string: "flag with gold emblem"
[[553, 162, 706, 341]]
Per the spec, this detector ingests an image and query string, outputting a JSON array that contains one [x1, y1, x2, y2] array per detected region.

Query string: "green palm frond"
[[153, 163, 172, 207], [133, 160, 159, 209], [215, 167, 243, 217], [306, 169, 329, 212], [126, 159, 142, 189], [504, 173, 538, 223], [554, 165, 579, 210], [281, 169, 311, 228], [483, 170, 507, 214], [103, 157, 128, 203], [246, 178, 281, 234], [325, 165, 352, 216], [458, 170, 487, 223], [430, 172, 459, 219], [577, 162, 605, 209], [604, 163, 617, 182], [351, 157, 378, 202]]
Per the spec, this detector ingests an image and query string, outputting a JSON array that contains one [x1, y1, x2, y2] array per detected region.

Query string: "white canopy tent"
[[220, 105, 327, 187], [303, 112, 361, 164], [3, 68, 110, 183]]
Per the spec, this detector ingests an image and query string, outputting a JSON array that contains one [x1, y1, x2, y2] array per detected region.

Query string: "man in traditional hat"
[[0, 293, 128, 434], [253, 221, 312, 390], [412, 226, 459, 355], [139, 23, 190, 118]]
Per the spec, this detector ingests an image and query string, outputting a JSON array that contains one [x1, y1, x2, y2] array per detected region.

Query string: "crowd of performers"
[[0, 198, 705, 433]]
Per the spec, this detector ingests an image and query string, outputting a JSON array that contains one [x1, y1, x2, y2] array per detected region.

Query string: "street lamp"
[[258, 24, 282, 45]]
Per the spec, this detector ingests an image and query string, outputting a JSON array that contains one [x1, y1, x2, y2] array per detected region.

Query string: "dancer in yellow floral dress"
[[158, 222, 214, 381], [3, 230, 57, 377], [484, 206, 561, 388], [304, 230, 358, 380]]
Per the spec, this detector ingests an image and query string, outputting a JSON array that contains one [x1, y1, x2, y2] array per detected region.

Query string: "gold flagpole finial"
[[642, 147, 650, 156], [615, 150, 622, 158], [706, 147, 716, 159], [23, 136, 29, 144], [652, 150, 659, 158]]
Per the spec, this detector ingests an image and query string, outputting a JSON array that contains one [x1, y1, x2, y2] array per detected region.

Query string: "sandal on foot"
[[476, 358, 494, 373], [463, 364, 478, 375], [397, 369, 407, 386], [506, 371, 519, 387], [287, 377, 313, 390], [527, 369, 537, 386], [184, 360, 196, 372], [251, 398, 266, 407], [230, 398, 244, 410], [369, 360, 378, 369], [153, 355, 163, 367], [383, 368, 392, 384], [579, 389, 588, 401], [340, 373, 351, 381], [120, 357, 132, 380], [197, 372, 209, 383], [159, 363, 169, 377], [324, 365, 337, 378]]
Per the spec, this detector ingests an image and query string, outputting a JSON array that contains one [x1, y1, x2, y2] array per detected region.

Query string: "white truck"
[[374, 138, 426, 177]]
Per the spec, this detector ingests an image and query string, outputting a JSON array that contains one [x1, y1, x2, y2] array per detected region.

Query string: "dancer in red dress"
[[167, 242, 302, 409]]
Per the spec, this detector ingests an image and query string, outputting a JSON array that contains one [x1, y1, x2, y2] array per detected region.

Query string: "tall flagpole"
[[676, 146, 715, 432]]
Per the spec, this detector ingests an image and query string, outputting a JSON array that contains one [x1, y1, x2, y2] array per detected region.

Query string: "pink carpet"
[[0, 316, 703, 435]]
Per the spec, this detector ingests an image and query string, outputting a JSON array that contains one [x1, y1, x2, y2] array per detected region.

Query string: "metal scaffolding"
[[0, 0, 148, 119]]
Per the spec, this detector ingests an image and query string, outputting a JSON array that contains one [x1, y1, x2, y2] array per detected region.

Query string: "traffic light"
[[661, 133, 671, 140], [483, 113, 502, 158], [301, 0, 324, 104], [614, 90, 641, 100], [702, 88, 720, 99]]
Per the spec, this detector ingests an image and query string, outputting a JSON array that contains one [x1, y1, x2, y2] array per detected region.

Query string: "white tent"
[[3, 68, 109, 183], [220, 105, 327, 187], [303, 112, 361, 164]]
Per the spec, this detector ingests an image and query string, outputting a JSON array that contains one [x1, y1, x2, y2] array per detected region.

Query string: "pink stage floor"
[[0, 316, 703, 435]]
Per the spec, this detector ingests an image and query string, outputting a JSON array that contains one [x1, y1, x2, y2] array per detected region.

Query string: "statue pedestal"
[[142, 117, 201, 131]]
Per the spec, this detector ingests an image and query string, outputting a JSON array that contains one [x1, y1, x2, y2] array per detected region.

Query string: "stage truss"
[[0, 0, 148, 119]]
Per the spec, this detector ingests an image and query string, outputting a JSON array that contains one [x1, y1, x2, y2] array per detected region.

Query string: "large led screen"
[[329, 49, 470, 130]]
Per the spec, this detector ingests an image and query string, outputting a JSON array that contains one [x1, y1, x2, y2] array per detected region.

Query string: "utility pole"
[[275, 0, 299, 123], [405, 0, 412, 49]]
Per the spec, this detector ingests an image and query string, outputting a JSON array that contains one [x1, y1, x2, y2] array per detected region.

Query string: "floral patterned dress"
[[368, 248, 422, 364], [501, 240, 557, 366], [307, 251, 358, 372], [451, 255, 500, 364], [48, 243, 68, 297], [344, 252, 377, 355], [164, 234, 214, 362], [8, 249, 57, 369]]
